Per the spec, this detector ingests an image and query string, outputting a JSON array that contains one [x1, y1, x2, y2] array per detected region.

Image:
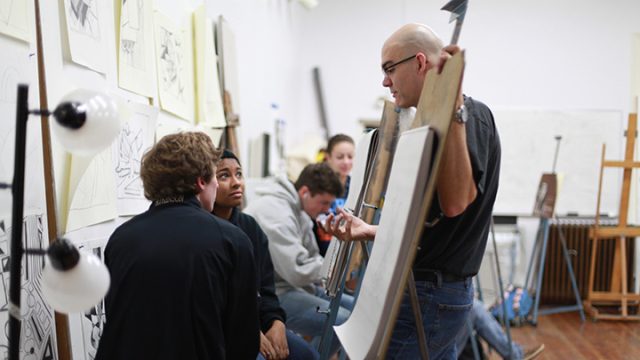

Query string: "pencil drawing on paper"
[[70, 152, 112, 212], [67, 0, 101, 40], [158, 26, 186, 102], [78, 245, 105, 360], [120, 0, 146, 70], [114, 119, 147, 200], [0, 215, 58, 360]]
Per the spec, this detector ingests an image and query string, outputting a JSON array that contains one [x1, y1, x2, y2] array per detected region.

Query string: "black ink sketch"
[[0, 215, 57, 360], [114, 119, 147, 200], [78, 244, 105, 360]]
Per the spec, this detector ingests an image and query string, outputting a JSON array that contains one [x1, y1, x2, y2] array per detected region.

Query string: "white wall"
[[291, 0, 640, 137]]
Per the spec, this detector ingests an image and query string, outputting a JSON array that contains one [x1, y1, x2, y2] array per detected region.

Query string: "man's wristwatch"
[[455, 104, 468, 124]]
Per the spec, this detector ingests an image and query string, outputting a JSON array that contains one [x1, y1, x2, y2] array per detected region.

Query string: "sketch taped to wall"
[[0, 0, 30, 42], [118, 0, 156, 97], [63, 0, 107, 73], [67, 0, 100, 40], [112, 102, 157, 216], [193, 6, 225, 127], [77, 240, 106, 360], [65, 148, 117, 233], [0, 215, 58, 360], [154, 12, 194, 122]]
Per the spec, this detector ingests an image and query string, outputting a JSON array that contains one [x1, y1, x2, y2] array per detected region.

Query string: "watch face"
[[456, 105, 467, 123]]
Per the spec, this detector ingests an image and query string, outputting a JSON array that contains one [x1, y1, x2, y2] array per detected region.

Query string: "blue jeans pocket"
[[430, 302, 473, 351]]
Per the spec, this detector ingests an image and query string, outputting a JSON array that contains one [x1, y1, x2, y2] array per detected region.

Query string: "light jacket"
[[245, 175, 323, 295]]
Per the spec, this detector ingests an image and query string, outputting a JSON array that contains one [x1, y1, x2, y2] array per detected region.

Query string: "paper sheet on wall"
[[155, 119, 193, 142], [0, 0, 31, 42], [193, 6, 226, 127], [335, 127, 435, 359], [65, 148, 117, 232], [62, 0, 108, 73], [66, 237, 107, 360], [112, 102, 157, 216], [195, 125, 224, 147], [117, 0, 156, 97], [153, 11, 195, 122], [0, 214, 58, 360], [0, 37, 38, 225], [216, 16, 240, 115]]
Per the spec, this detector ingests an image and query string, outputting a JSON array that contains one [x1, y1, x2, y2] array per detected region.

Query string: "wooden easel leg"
[[408, 273, 429, 360], [620, 236, 628, 317]]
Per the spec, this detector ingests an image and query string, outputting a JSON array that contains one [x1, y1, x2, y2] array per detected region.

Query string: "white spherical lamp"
[[40, 239, 110, 313], [50, 89, 121, 156]]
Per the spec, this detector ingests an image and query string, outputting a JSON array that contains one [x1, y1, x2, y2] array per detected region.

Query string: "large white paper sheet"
[[335, 127, 435, 359]]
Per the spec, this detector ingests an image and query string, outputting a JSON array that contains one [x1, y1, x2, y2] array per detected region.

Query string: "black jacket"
[[96, 196, 259, 360], [226, 208, 287, 332]]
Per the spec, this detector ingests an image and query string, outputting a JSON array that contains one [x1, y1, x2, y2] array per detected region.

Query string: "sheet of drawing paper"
[[63, 0, 108, 73], [195, 125, 224, 147], [335, 127, 435, 359], [0, 215, 58, 359], [65, 237, 107, 360], [0, 0, 31, 42], [112, 101, 157, 216], [153, 11, 195, 122], [117, 0, 156, 97], [193, 6, 225, 127], [65, 147, 117, 232]]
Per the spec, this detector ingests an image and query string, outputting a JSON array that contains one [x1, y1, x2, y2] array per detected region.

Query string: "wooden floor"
[[485, 312, 640, 359]]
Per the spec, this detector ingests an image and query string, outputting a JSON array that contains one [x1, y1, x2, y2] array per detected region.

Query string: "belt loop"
[[436, 271, 442, 288]]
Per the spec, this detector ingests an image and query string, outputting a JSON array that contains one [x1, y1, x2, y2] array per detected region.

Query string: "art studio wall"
[[1, 0, 640, 359]]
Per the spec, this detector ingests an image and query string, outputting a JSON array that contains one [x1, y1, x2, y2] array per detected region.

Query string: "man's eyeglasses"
[[382, 54, 417, 76]]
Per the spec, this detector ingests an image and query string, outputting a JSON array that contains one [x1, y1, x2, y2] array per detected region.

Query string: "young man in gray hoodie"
[[245, 163, 351, 355]]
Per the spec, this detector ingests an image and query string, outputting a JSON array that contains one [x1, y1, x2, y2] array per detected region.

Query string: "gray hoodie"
[[244, 175, 323, 295]]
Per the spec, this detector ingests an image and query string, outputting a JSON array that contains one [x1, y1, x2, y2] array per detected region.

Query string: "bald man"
[[325, 23, 502, 359]]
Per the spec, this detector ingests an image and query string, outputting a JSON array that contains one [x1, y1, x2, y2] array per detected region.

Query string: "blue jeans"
[[455, 299, 523, 359], [387, 277, 474, 360], [278, 285, 354, 355], [256, 330, 320, 360]]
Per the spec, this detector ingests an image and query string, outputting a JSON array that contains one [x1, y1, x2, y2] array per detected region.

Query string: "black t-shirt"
[[413, 96, 501, 278]]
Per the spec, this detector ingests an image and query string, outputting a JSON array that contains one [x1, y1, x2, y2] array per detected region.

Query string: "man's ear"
[[415, 52, 429, 73], [298, 185, 309, 200], [195, 176, 206, 192]]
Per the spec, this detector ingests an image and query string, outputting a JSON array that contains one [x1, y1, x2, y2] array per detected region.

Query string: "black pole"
[[9, 84, 29, 360]]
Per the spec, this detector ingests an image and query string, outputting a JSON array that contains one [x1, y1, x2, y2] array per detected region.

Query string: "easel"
[[318, 101, 400, 359], [523, 136, 586, 325], [583, 113, 640, 321]]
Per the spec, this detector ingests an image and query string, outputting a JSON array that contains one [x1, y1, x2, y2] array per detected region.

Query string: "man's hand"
[[264, 320, 289, 359], [438, 45, 465, 108], [321, 208, 377, 241], [259, 331, 278, 359]]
